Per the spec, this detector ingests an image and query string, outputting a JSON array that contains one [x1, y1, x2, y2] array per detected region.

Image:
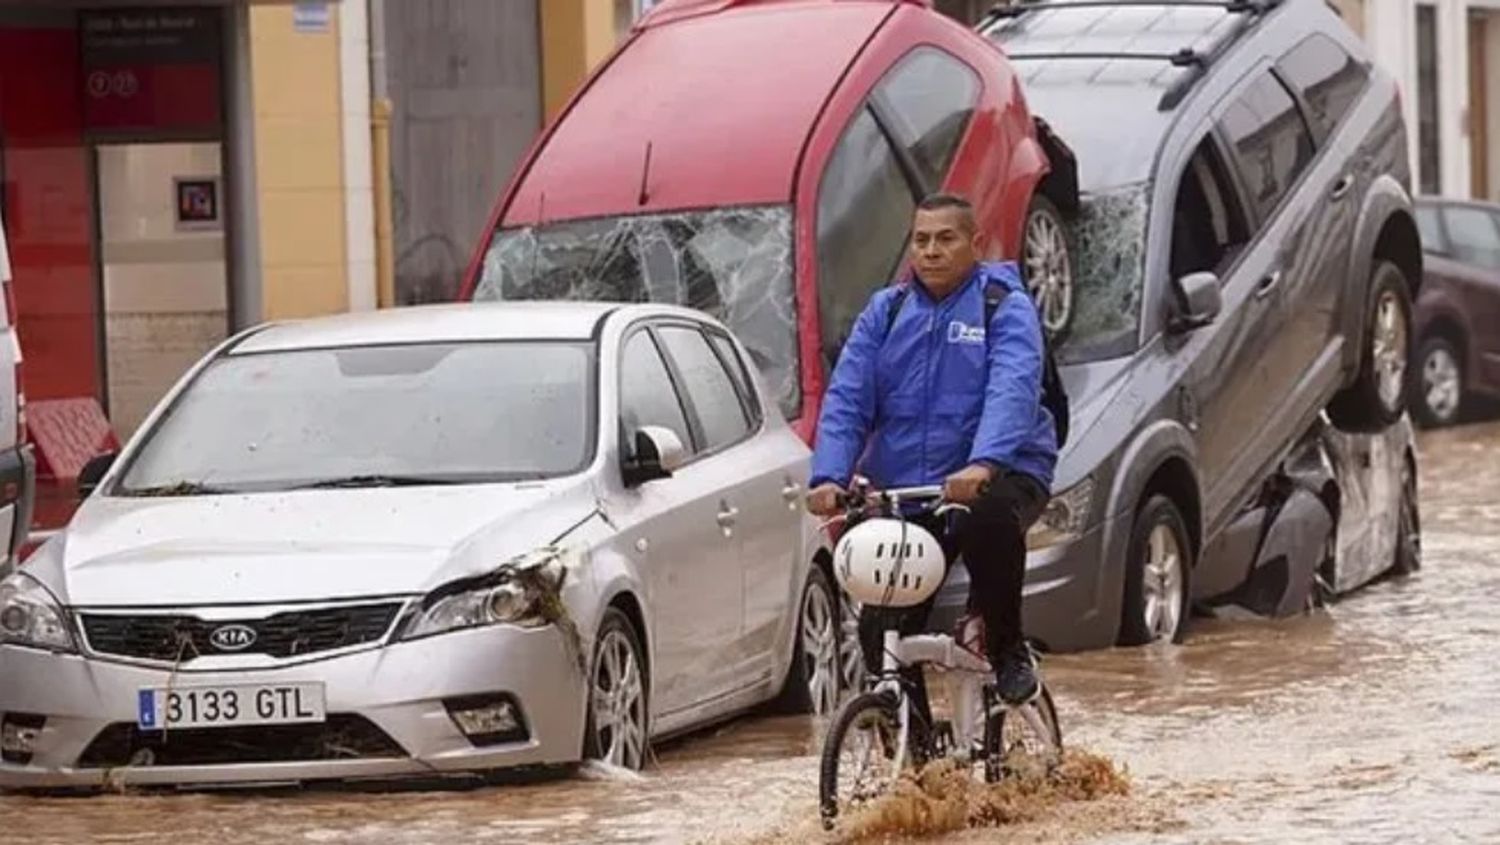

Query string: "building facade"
[[0, 0, 622, 536], [1334, 0, 1500, 203]]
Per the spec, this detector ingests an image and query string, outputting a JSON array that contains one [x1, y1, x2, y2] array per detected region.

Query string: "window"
[[707, 331, 762, 427], [1170, 139, 1250, 280], [1440, 205, 1500, 271], [1416, 5, 1441, 196], [1217, 72, 1315, 224], [871, 47, 980, 188], [816, 108, 916, 371], [620, 330, 691, 451], [657, 325, 751, 453], [1276, 35, 1369, 141], [1415, 205, 1447, 256]]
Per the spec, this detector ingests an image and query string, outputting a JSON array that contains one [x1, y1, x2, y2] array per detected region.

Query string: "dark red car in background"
[[457, 0, 1076, 440], [1412, 196, 1500, 427]]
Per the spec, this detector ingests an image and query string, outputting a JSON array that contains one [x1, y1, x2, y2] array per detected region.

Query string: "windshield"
[[1060, 183, 1150, 364], [474, 205, 799, 418], [117, 342, 595, 495]]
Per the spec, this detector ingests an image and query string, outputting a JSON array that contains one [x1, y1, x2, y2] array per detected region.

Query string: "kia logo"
[[209, 624, 258, 652]]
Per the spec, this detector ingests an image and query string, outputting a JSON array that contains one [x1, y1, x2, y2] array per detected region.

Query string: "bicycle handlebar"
[[840, 486, 942, 507], [825, 484, 969, 529]]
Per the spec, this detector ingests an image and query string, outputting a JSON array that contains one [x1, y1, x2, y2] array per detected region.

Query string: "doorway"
[[95, 142, 228, 437]]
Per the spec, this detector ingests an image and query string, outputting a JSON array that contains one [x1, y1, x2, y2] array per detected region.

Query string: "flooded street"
[[7, 423, 1500, 844]]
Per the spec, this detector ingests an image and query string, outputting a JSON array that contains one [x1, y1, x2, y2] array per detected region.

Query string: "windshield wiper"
[[295, 474, 465, 490], [120, 481, 236, 498]]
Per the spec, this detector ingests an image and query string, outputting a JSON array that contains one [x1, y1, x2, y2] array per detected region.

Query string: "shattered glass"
[[475, 205, 801, 419], [1058, 182, 1149, 364]]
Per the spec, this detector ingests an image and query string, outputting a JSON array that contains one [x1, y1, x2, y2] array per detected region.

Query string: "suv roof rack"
[[988, 0, 1273, 19], [981, 0, 1285, 111]]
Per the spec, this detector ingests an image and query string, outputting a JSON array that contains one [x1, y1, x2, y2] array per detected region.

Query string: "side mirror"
[[622, 426, 686, 487], [1170, 271, 1222, 333], [77, 452, 118, 498]]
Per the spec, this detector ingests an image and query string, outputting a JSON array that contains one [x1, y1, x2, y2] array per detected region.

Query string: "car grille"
[[78, 603, 404, 663], [77, 715, 407, 767]]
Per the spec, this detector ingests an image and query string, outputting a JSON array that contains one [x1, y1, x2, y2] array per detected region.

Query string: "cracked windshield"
[[475, 206, 801, 418], [4, 1, 1494, 844]]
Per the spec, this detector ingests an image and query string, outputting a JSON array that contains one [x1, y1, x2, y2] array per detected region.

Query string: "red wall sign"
[[80, 9, 222, 133]]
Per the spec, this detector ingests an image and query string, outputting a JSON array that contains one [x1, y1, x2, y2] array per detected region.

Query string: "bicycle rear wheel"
[[819, 690, 907, 830], [985, 684, 1063, 783]]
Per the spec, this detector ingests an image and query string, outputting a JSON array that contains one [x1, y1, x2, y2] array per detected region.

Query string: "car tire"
[[1021, 193, 1075, 342], [1328, 261, 1413, 433], [772, 565, 843, 716], [1118, 495, 1193, 647], [1411, 335, 1465, 429], [582, 607, 650, 770], [1392, 457, 1422, 576]]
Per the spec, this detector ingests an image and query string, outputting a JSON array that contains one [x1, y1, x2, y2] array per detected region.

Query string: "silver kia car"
[[0, 303, 846, 789]]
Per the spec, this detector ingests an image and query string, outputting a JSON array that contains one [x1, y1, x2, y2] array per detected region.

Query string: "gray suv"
[[931, 0, 1422, 650]]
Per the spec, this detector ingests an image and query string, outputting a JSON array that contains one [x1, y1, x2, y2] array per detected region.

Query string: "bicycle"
[[817, 484, 1064, 830]]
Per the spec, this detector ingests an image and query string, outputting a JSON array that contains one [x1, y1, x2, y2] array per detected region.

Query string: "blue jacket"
[[810, 261, 1057, 492]]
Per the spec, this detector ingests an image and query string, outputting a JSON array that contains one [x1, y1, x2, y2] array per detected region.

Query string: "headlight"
[[398, 554, 566, 641], [1026, 478, 1095, 551], [0, 572, 77, 653]]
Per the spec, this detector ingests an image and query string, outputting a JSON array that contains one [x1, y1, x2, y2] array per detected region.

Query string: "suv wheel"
[[1412, 335, 1464, 428], [1328, 261, 1412, 433], [1118, 495, 1193, 646], [1022, 194, 1074, 340]]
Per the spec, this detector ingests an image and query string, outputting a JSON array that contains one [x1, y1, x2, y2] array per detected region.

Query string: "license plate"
[[136, 683, 326, 730]]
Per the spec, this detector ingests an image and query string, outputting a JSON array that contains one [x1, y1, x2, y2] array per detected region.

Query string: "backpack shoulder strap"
[[983, 281, 1008, 334], [882, 283, 912, 340]]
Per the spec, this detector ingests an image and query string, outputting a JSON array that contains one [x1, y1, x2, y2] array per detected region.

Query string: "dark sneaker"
[[994, 642, 1040, 705]]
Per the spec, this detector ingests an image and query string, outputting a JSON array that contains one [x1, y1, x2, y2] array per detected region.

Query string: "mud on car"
[[929, 0, 1423, 649]]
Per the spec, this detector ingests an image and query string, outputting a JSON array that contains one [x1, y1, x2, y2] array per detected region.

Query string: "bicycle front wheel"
[[986, 684, 1063, 783], [819, 690, 906, 830]]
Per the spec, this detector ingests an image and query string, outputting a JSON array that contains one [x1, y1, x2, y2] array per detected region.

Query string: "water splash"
[[833, 750, 1130, 842]]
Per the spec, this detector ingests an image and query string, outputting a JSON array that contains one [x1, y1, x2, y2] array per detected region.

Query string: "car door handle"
[[1254, 270, 1283, 300], [716, 506, 740, 528], [1330, 174, 1355, 202]]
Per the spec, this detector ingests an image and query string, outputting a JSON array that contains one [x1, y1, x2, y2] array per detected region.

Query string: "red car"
[[457, 0, 1075, 440]]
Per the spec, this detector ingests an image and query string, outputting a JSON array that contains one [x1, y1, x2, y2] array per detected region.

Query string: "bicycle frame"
[[827, 483, 1059, 771], [819, 485, 1064, 830]]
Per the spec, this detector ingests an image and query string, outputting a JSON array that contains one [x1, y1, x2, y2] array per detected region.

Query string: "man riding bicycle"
[[806, 192, 1058, 711]]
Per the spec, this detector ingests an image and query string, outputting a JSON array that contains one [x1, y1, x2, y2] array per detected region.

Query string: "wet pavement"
[[6, 423, 1500, 844]]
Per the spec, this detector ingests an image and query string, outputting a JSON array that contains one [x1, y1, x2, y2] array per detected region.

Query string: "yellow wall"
[[248, 4, 349, 320], [541, 0, 622, 121]]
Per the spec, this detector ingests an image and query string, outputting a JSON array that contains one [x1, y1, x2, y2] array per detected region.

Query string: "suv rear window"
[[1276, 35, 1369, 141], [1217, 71, 1315, 225]]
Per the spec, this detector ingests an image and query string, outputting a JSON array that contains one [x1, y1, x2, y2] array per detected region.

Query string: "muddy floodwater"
[[7, 424, 1500, 844]]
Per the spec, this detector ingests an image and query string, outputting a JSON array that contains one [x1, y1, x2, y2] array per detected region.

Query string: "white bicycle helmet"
[[833, 518, 945, 608]]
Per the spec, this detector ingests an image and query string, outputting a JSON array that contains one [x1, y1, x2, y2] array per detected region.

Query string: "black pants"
[[857, 472, 1048, 721]]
